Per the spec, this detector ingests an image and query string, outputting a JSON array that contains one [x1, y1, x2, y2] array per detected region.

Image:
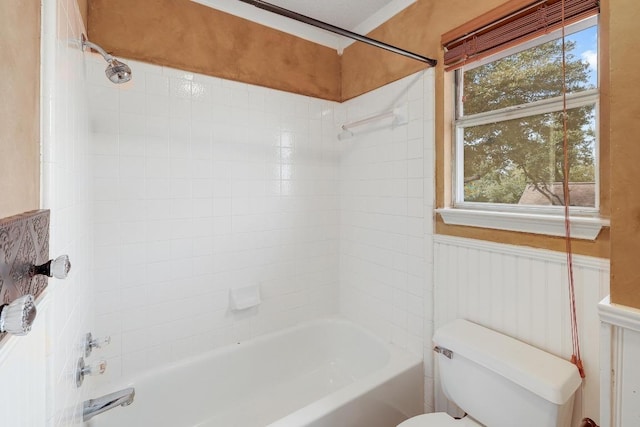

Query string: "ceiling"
[[192, 0, 417, 52]]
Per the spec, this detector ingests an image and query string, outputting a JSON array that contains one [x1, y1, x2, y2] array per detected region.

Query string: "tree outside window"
[[456, 22, 598, 208]]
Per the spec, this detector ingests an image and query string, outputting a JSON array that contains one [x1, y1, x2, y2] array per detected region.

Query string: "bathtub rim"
[[94, 315, 423, 426], [266, 320, 422, 426]]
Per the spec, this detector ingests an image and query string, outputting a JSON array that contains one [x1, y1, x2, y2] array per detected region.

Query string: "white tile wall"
[[434, 235, 609, 426], [0, 299, 47, 426], [41, 0, 94, 425], [0, 0, 92, 425], [87, 59, 341, 386], [338, 70, 435, 410]]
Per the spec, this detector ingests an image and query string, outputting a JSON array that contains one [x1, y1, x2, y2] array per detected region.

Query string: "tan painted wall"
[[342, 0, 507, 100], [609, 0, 640, 308], [87, 0, 341, 101], [0, 1, 41, 219], [77, 0, 88, 31]]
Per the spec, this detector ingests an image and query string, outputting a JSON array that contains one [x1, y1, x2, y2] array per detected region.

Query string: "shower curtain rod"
[[237, 0, 438, 67]]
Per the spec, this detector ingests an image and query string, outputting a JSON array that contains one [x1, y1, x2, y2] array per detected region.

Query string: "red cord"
[[560, 0, 585, 379]]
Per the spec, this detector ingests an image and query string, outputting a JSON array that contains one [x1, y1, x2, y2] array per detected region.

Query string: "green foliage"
[[465, 168, 527, 204], [461, 37, 596, 205]]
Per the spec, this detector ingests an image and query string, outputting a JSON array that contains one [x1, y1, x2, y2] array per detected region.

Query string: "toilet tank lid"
[[433, 319, 582, 405]]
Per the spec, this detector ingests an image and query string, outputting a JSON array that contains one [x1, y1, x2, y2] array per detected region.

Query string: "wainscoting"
[[599, 297, 640, 427], [433, 235, 609, 426]]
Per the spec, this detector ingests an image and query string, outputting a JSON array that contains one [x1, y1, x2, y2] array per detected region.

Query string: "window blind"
[[442, 0, 599, 70]]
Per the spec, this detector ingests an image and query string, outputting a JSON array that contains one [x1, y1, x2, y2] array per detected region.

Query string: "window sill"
[[436, 208, 609, 240]]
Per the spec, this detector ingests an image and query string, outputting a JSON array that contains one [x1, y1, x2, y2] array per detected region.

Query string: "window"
[[438, 16, 607, 239], [456, 18, 598, 211]]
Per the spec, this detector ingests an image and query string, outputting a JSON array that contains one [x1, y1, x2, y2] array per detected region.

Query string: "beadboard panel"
[[599, 297, 640, 427], [433, 235, 609, 426]]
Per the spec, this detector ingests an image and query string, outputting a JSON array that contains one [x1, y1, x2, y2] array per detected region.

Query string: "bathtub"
[[89, 317, 423, 427]]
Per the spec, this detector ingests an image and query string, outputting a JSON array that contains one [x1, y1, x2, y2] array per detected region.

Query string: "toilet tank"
[[433, 320, 582, 427]]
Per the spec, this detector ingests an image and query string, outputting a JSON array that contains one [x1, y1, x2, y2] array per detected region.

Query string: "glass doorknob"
[[30, 255, 71, 279], [0, 294, 37, 336]]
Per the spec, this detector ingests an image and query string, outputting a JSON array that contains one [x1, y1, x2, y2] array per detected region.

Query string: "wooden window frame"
[[435, 0, 610, 258]]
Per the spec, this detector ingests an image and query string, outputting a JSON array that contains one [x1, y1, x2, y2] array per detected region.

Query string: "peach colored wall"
[[87, 0, 341, 101], [341, 0, 507, 100], [0, 0, 40, 219], [77, 0, 88, 30], [608, 0, 640, 308]]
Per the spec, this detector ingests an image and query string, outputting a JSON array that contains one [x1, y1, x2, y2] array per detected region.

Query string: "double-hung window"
[[439, 4, 605, 239]]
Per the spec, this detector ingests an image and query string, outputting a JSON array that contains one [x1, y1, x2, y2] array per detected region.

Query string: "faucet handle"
[[83, 332, 111, 357], [76, 357, 107, 387], [0, 294, 37, 336], [85, 359, 108, 376]]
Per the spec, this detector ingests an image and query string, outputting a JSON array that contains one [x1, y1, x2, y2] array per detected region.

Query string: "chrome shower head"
[[81, 34, 132, 84], [105, 59, 132, 84]]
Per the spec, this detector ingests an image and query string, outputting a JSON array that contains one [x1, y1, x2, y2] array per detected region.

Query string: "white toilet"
[[399, 319, 582, 427]]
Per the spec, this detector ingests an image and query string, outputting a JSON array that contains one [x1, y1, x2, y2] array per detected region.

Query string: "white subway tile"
[[120, 90, 147, 114], [145, 157, 170, 179], [119, 134, 146, 156], [91, 177, 119, 201], [147, 94, 170, 117], [119, 112, 147, 136], [89, 109, 119, 134], [119, 179, 146, 200], [83, 59, 351, 384], [120, 350, 149, 380], [88, 85, 119, 112], [146, 73, 170, 96], [193, 198, 213, 218], [144, 135, 169, 158], [170, 97, 191, 118], [120, 156, 146, 178]]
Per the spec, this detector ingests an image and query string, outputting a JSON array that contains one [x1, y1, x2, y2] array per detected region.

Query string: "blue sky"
[[567, 25, 598, 87]]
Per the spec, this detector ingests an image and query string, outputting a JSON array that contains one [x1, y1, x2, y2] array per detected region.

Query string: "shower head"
[[81, 34, 132, 84], [104, 59, 132, 84]]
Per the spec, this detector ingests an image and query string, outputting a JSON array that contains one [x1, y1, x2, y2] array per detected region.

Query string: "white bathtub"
[[88, 317, 423, 427]]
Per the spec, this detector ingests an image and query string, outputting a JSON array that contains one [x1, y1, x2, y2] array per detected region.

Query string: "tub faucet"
[[82, 387, 135, 422]]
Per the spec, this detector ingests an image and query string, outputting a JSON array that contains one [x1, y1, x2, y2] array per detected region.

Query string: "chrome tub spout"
[[82, 387, 135, 422]]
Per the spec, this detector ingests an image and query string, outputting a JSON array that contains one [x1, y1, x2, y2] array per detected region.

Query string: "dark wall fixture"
[[0, 210, 50, 341]]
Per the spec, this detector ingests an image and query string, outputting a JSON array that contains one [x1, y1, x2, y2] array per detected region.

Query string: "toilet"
[[399, 319, 582, 427]]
